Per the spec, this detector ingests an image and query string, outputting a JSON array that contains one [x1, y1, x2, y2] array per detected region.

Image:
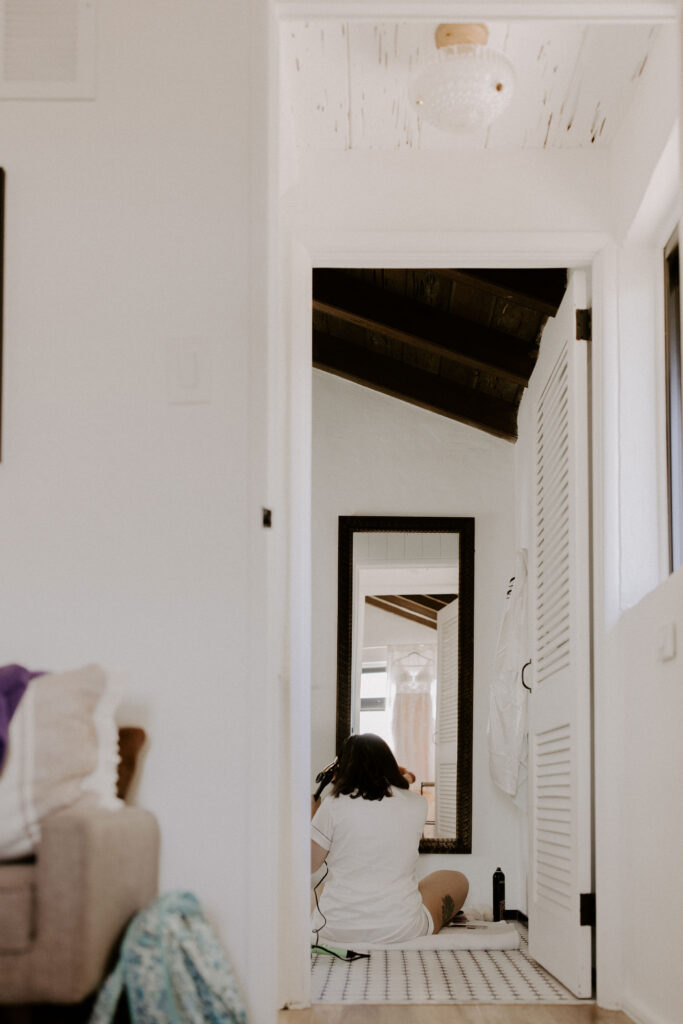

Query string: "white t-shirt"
[[311, 788, 427, 944]]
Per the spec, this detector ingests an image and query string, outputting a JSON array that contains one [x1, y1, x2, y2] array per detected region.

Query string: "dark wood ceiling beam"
[[441, 269, 566, 317], [365, 596, 437, 630], [313, 330, 518, 441], [313, 270, 535, 386], [404, 594, 458, 611], [375, 595, 439, 621]]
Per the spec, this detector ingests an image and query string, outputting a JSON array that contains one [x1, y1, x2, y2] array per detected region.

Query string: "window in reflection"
[[357, 591, 458, 839], [359, 663, 391, 745]]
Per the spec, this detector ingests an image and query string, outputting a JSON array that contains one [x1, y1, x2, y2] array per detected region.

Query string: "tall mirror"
[[336, 515, 474, 853]]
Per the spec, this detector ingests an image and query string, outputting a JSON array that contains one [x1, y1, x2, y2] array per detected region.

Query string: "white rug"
[[311, 926, 588, 1004], [320, 921, 520, 952]]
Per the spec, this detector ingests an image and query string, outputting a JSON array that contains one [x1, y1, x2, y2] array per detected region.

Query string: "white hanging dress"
[[388, 645, 436, 790]]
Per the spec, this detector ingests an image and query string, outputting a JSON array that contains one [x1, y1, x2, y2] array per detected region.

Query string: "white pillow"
[[0, 664, 120, 859], [81, 670, 123, 810]]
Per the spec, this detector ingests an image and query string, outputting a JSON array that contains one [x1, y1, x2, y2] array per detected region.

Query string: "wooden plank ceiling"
[[313, 267, 567, 441], [284, 22, 659, 153]]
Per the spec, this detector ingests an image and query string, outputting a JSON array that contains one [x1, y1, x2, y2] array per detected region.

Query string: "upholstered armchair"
[[0, 665, 160, 1018], [0, 802, 159, 1007]]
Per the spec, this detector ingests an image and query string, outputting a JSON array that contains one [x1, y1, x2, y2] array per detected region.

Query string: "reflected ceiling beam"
[[313, 269, 535, 385], [366, 596, 437, 630], [378, 595, 440, 619], [313, 329, 518, 441], [404, 594, 457, 611]]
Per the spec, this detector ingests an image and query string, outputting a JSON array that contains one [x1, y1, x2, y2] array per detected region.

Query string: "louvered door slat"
[[435, 599, 460, 838]]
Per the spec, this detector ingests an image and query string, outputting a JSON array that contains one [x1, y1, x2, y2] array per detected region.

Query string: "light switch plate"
[[167, 339, 211, 404]]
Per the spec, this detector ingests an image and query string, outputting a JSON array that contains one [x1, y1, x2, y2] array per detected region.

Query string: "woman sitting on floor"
[[311, 733, 469, 945]]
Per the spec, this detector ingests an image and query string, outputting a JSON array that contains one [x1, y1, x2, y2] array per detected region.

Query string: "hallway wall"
[[605, 567, 683, 1024], [595, 20, 681, 1021], [0, 3, 268, 1011], [312, 370, 524, 909]]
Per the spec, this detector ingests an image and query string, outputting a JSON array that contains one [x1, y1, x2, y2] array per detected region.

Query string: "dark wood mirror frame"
[[336, 515, 474, 854]]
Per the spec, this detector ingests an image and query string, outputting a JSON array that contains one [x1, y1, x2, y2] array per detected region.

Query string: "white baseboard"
[[621, 993, 677, 1024]]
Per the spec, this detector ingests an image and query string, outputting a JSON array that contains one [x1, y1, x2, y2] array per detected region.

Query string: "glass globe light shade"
[[409, 44, 515, 134]]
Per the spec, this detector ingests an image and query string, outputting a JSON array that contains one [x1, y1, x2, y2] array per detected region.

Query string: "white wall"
[[604, 568, 683, 1024], [609, 25, 679, 244], [363, 604, 435, 648], [591, 19, 681, 1020], [284, 147, 611, 236], [312, 369, 526, 908], [0, 1, 268, 1010]]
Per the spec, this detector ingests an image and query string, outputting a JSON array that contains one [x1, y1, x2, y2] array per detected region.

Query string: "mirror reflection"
[[358, 595, 458, 839], [337, 517, 474, 853]]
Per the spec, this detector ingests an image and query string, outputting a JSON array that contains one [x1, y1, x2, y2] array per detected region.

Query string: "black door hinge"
[[576, 309, 592, 341], [580, 892, 595, 927]]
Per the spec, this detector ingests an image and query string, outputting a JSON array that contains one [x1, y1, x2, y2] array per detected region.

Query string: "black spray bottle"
[[492, 867, 505, 922]]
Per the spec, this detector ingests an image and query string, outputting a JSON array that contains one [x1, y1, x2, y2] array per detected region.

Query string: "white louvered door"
[[435, 598, 459, 836], [527, 270, 593, 997]]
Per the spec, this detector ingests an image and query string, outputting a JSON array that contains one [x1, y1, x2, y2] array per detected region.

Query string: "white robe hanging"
[[488, 549, 530, 797]]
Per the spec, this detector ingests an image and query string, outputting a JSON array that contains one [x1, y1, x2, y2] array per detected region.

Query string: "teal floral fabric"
[[90, 891, 247, 1024]]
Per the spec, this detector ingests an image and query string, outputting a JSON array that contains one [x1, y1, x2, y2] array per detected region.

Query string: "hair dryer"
[[313, 758, 338, 800]]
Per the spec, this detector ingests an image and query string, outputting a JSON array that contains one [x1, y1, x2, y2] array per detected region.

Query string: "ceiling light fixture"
[[409, 23, 515, 134]]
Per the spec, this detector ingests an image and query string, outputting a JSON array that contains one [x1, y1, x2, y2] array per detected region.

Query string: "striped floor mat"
[[311, 928, 589, 1004]]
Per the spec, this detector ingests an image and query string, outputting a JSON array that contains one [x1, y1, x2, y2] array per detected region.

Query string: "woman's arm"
[[311, 796, 330, 871], [398, 765, 416, 784], [311, 839, 328, 873]]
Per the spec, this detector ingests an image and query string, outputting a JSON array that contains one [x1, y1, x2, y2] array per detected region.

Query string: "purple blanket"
[[0, 665, 43, 769]]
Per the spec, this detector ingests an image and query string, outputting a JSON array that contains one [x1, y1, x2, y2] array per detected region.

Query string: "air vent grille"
[[0, 0, 94, 98]]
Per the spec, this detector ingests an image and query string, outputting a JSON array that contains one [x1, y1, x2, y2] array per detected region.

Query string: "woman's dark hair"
[[331, 733, 409, 801]]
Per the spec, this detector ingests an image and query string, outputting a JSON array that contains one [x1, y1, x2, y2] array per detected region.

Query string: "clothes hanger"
[[394, 647, 433, 663]]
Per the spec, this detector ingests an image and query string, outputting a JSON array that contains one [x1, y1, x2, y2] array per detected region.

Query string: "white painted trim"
[[590, 243, 623, 1010], [621, 121, 680, 587], [621, 993, 676, 1024], [275, 1, 677, 24], [296, 230, 610, 267], [280, 225, 619, 1011], [280, 236, 316, 1011], [247, 1, 283, 1021]]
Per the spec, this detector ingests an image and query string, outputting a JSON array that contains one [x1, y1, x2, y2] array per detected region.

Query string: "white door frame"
[[282, 226, 614, 1009], [269, 0, 679, 1016]]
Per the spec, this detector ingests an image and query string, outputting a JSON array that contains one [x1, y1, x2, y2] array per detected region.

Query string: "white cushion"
[[81, 670, 123, 810]]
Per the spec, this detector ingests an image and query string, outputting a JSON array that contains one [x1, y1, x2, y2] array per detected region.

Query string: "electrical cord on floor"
[[311, 862, 369, 963], [312, 862, 328, 946], [311, 944, 369, 962]]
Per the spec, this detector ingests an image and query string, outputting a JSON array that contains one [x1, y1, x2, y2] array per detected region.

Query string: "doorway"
[[273, 4, 678, 1016], [288, 238, 601, 1011]]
